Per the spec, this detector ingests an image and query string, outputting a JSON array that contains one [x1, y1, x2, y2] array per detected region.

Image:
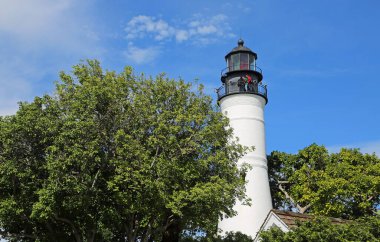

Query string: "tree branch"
[[126, 214, 137, 241], [150, 146, 160, 168], [164, 214, 175, 230], [87, 229, 96, 242], [91, 169, 101, 189], [141, 218, 155, 242], [278, 181, 311, 214], [46, 221, 58, 241], [299, 203, 312, 214], [54, 215, 82, 242], [0, 231, 37, 239]]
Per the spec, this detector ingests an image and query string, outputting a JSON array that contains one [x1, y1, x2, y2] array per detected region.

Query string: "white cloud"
[[0, 0, 71, 36], [236, 3, 251, 13], [123, 43, 161, 64], [196, 25, 218, 35], [125, 15, 175, 41], [123, 14, 234, 64], [0, 0, 103, 116], [175, 30, 189, 42], [327, 141, 380, 155], [125, 14, 234, 45], [0, 0, 102, 55]]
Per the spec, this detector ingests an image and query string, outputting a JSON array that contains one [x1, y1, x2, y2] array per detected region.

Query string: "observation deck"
[[216, 83, 268, 103], [217, 39, 268, 104]]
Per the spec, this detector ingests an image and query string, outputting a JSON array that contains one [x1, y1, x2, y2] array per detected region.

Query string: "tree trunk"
[[87, 229, 96, 242], [161, 220, 181, 242]]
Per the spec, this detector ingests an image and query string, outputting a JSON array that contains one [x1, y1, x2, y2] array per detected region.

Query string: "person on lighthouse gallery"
[[245, 74, 253, 92], [238, 76, 246, 92]]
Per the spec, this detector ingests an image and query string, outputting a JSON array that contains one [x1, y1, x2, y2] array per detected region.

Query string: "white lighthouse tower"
[[217, 39, 272, 238]]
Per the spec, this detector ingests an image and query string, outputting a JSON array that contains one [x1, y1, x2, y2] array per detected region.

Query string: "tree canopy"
[[0, 60, 249, 242], [268, 143, 380, 219], [260, 216, 380, 242], [262, 144, 380, 241], [180, 231, 253, 242]]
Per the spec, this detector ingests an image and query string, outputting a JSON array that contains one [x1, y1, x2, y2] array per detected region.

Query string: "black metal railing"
[[216, 83, 268, 103], [221, 64, 262, 76]]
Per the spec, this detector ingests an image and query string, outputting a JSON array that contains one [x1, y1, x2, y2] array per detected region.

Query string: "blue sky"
[[0, 0, 379, 155]]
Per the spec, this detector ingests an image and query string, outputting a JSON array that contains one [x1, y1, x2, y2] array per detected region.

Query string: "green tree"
[[260, 216, 380, 242], [0, 60, 249, 241], [268, 143, 380, 219], [179, 231, 253, 242]]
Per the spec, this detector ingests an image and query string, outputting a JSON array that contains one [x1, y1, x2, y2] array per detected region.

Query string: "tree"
[[260, 216, 380, 242], [268, 143, 380, 219], [180, 231, 253, 242], [0, 60, 249, 241]]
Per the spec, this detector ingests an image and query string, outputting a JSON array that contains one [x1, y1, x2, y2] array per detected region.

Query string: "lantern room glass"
[[227, 53, 257, 71], [232, 54, 239, 71], [249, 54, 255, 70], [240, 53, 248, 70]]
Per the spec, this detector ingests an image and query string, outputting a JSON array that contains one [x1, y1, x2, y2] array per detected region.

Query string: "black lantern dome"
[[225, 39, 257, 61], [217, 39, 267, 103]]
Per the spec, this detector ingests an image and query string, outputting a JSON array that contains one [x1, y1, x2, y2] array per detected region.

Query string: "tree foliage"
[[0, 60, 249, 241], [268, 143, 380, 219], [260, 216, 380, 242], [180, 231, 253, 242]]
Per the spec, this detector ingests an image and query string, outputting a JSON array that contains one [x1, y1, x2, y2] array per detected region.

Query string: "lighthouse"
[[217, 39, 272, 238]]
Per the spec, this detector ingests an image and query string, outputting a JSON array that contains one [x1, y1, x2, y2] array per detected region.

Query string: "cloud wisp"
[[0, 0, 102, 116], [125, 14, 233, 44], [0, 0, 101, 54], [123, 43, 161, 65], [123, 14, 235, 64]]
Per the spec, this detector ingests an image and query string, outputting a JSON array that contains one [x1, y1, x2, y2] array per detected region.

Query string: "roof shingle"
[[271, 209, 348, 228]]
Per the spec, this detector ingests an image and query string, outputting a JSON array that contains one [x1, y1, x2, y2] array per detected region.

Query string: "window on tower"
[[231, 54, 240, 71], [227, 53, 257, 72], [240, 53, 248, 70], [249, 54, 256, 71]]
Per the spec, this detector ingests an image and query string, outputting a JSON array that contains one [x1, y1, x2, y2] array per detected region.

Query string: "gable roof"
[[254, 209, 349, 241], [271, 209, 347, 228]]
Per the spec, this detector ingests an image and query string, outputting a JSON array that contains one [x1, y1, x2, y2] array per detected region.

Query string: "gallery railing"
[[216, 83, 268, 103]]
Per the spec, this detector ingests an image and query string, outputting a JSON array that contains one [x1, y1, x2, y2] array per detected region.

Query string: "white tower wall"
[[218, 94, 272, 238]]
